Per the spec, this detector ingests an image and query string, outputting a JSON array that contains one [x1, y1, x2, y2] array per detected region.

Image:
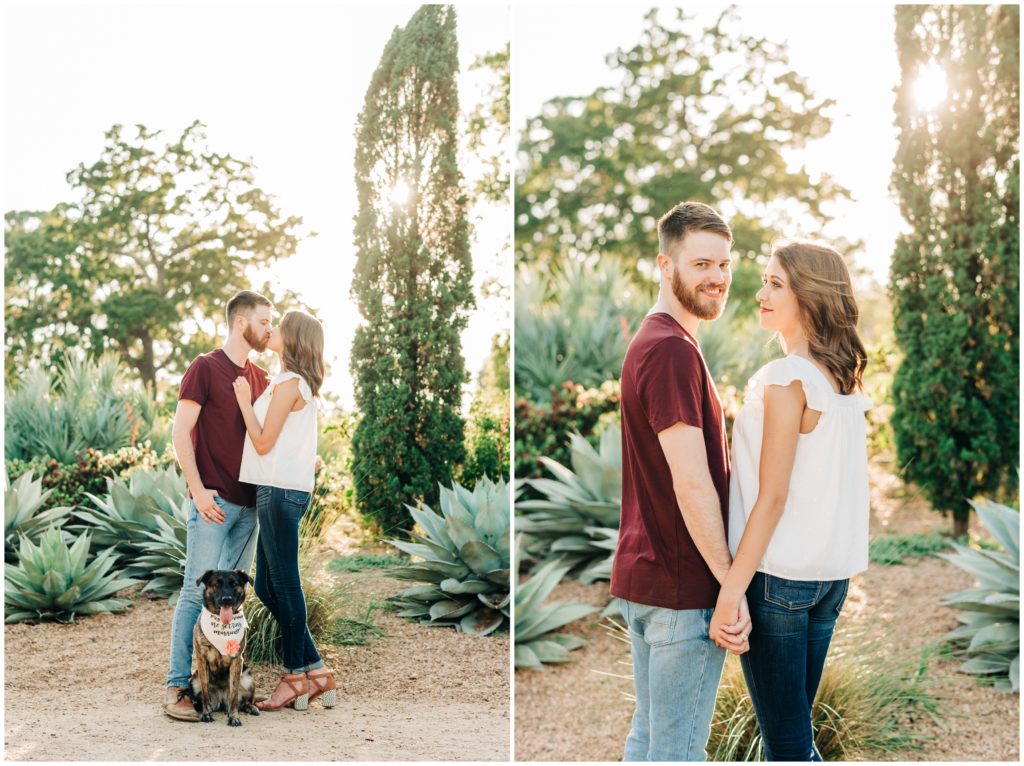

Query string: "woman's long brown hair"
[[773, 239, 868, 395], [280, 309, 325, 397]]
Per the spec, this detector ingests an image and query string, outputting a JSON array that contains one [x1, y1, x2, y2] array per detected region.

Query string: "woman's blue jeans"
[[740, 572, 850, 761], [254, 485, 323, 674]]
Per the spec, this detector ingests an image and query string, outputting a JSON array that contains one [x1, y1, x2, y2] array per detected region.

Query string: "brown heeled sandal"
[[256, 672, 309, 711], [306, 668, 337, 708]]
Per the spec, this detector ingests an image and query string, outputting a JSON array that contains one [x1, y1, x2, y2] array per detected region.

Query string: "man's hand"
[[232, 376, 252, 409], [193, 487, 225, 524], [709, 591, 752, 655]]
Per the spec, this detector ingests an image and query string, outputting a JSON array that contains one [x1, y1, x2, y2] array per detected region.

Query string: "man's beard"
[[243, 323, 269, 352], [672, 269, 728, 321]]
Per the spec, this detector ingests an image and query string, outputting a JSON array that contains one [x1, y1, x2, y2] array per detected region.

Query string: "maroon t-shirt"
[[178, 349, 269, 507], [609, 312, 730, 610]]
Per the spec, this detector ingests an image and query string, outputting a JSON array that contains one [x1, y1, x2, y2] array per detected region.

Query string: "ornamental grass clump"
[[4, 527, 139, 623], [387, 476, 510, 636], [243, 570, 383, 664], [940, 498, 1019, 692]]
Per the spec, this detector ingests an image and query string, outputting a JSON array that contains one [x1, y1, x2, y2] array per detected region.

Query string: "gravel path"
[[5, 565, 509, 761]]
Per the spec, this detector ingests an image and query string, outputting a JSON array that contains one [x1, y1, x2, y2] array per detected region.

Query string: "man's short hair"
[[657, 202, 732, 255], [226, 290, 272, 326]]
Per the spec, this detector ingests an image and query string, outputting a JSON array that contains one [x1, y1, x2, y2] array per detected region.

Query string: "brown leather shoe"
[[164, 686, 200, 721], [306, 668, 337, 708]]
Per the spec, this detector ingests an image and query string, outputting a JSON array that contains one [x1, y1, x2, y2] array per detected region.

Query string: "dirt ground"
[[514, 456, 1020, 761], [4, 534, 510, 761]]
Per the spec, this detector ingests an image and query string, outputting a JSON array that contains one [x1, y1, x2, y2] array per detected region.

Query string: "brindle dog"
[[184, 569, 260, 726]]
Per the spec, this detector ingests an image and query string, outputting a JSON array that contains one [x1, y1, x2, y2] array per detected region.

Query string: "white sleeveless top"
[[238, 372, 317, 492], [728, 354, 872, 581]]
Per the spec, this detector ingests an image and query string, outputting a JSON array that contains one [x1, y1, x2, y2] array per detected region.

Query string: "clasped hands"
[[709, 589, 752, 655]]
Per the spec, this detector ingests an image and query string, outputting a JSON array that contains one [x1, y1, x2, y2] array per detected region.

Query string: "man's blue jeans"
[[739, 572, 850, 762], [618, 598, 726, 761], [253, 484, 323, 674], [165, 496, 259, 688]]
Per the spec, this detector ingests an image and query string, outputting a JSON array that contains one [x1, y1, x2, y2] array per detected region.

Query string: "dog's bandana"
[[199, 608, 247, 657]]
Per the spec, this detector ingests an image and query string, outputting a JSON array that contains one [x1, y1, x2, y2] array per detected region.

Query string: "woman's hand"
[[232, 376, 252, 409], [710, 589, 752, 655]]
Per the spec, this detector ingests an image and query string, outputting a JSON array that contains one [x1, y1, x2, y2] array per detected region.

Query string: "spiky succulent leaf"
[[514, 554, 598, 668], [941, 498, 1019, 692], [4, 528, 138, 623], [387, 476, 510, 634]]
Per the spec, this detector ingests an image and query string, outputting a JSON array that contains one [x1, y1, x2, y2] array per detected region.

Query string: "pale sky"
[[4, 2, 510, 410], [512, 3, 905, 284]]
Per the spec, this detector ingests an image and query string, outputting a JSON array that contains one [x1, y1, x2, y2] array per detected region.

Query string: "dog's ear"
[[196, 569, 215, 588], [235, 569, 252, 586]]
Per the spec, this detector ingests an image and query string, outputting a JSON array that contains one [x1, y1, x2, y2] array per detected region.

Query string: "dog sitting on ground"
[[182, 569, 259, 726]]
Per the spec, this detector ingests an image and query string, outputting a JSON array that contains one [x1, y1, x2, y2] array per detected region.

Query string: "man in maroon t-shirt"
[[609, 202, 751, 761], [163, 290, 272, 721]]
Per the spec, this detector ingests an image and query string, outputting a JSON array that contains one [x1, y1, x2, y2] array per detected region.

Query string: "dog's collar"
[[199, 608, 247, 657]]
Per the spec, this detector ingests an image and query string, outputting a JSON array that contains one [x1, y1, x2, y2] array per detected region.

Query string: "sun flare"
[[389, 179, 411, 206], [912, 63, 947, 112]]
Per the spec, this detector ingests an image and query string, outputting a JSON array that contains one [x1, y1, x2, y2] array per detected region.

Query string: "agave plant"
[[71, 464, 187, 560], [516, 425, 621, 583], [387, 476, 510, 636], [4, 470, 70, 562], [515, 552, 599, 670], [5, 527, 139, 623], [940, 498, 1020, 692], [4, 352, 162, 462], [131, 513, 188, 600]]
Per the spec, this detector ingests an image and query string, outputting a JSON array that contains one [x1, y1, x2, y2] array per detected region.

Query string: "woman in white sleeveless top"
[[231, 309, 336, 712], [708, 240, 871, 761]]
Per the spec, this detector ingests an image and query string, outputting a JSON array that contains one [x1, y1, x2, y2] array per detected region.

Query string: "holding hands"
[[710, 589, 752, 655]]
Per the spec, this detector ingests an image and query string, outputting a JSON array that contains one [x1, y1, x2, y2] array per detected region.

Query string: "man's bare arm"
[[172, 400, 224, 523], [658, 421, 750, 651], [657, 421, 732, 583]]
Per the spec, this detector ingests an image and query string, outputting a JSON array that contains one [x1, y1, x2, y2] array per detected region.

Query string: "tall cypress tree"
[[890, 6, 1019, 536], [351, 5, 474, 536]]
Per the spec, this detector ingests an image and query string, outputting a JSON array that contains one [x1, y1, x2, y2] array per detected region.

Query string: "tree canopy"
[[4, 121, 305, 388]]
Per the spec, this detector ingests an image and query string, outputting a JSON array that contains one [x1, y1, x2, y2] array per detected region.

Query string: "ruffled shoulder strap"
[[268, 371, 314, 403], [746, 355, 833, 412]]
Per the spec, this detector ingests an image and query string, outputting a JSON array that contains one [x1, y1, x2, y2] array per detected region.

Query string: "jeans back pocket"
[[763, 574, 823, 610]]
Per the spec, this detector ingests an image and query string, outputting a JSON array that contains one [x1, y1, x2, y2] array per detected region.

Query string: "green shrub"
[[517, 426, 620, 583], [940, 498, 1019, 693], [868, 533, 953, 565], [4, 353, 168, 463], [387, 476, 510, 636], [514, 554, 598, 670], [514, 380, 619, 483], [243, 572, 384, 664], [460, 397, 510, 485], [4, 528, 138, 623], [5, 445, 172, 511]]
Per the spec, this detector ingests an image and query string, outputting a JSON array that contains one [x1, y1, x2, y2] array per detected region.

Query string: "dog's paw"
[[227, 716, 242, 727], [243, 704, 260, 716], [199, 713, 214, 723]]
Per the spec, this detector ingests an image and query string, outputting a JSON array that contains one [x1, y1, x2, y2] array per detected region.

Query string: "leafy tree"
[[4, 121, 305, 389], [515, 7, 850, 277], [890, 5, 1019, 536], [351, 5, 474, 536], [466, 43, 510, 205]]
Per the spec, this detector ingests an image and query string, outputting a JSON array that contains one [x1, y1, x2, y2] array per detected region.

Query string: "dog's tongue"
[[220, 606, 234, 625]]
